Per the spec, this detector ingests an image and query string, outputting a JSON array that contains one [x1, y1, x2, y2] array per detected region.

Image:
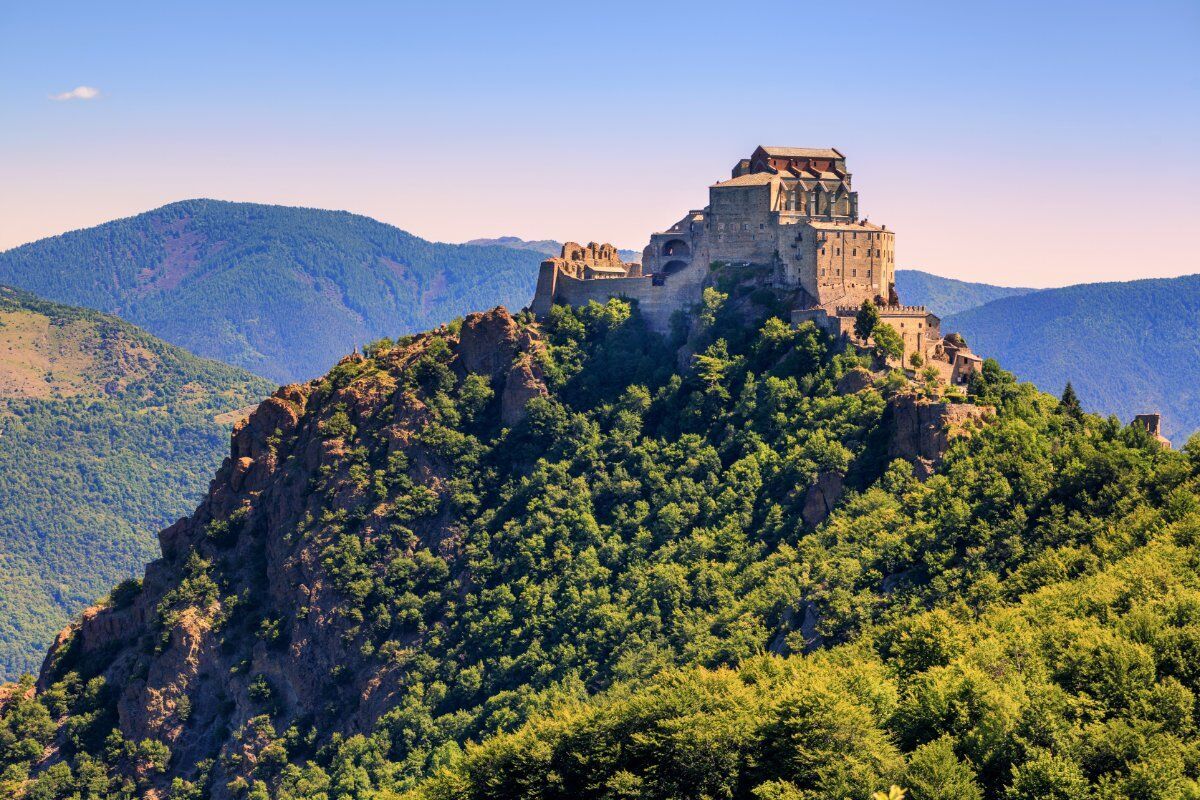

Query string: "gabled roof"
[[711, 172, 777, 188], [759, 146, 843, 159]]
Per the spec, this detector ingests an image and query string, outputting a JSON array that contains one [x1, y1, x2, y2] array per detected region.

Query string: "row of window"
[[819, 247, 892, 260], [820, 268, 874, 278]]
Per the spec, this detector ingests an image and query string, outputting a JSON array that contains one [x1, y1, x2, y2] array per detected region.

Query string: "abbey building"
[[530, 146, 979, 383]]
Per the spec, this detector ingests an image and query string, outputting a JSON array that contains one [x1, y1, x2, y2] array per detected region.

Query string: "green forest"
[[0, 200, 544, 382], [3, 287, 1199, 799], [945, 274, 1200, 446], [0, 287, 272, 679]]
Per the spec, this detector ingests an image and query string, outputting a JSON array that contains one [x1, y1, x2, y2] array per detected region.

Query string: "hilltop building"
[[530, 146, 981, 382]]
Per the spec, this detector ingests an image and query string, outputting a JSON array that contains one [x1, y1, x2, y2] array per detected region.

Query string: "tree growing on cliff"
[[854, 299, 880, 341]]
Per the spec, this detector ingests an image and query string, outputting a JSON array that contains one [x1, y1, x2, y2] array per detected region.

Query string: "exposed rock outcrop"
[[501, 353, 548, 426], [802, 471, 844, 527], [458, 306, 519, 382], [884, 393, 994, 478], [35, 306, 545, 798], [836, 367, 874, 394]]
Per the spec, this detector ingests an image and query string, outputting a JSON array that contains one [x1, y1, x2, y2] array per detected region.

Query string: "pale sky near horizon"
[[2, 1, 1198, 287]]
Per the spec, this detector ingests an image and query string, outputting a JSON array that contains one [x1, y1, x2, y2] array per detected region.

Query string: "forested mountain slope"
[[946, 273, 1200, 445], [893, 269, 1032, 316], [0, 201, 544, 383], [0, 286, 273, 679], [3, 278, 1199, 800], [466, 235, 642, 263]]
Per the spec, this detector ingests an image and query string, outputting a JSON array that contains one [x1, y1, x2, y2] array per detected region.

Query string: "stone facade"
[[1133, 413, 1172, 448], [528, 147, 971, 377], [638, 146, 895, 310]]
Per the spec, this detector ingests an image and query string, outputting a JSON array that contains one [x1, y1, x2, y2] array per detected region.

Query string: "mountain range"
[[0, 200, 545, 384], [464, 235, 642, 263], [1, 201, 1196, 444], [0, 286, 272, 679]]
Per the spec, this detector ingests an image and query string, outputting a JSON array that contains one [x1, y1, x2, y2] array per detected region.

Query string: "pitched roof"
[[711, 172, 777, 188], [759, 146, 843, 159]]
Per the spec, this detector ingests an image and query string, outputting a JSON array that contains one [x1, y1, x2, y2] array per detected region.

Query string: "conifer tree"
[[1060, 381, 1084, 420]]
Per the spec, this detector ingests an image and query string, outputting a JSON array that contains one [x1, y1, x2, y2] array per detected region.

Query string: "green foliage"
[[871, 322, 904, 361], [855, 299, 881, 341], [0, 288, 271, 680], [945, 273, 1200, 445], [6, 295, 1200, 799]]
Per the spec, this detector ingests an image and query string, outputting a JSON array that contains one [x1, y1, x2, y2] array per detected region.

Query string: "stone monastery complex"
[[530, 145, 984, 385]]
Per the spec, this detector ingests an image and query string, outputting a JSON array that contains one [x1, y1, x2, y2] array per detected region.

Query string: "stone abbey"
[[530, 145, 982, 384]]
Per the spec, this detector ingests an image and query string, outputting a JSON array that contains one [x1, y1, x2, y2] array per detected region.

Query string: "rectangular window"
[[853, 249, 857, 256]]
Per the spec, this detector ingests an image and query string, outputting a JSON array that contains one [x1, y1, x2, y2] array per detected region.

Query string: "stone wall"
[[550, 257, 708, 334]]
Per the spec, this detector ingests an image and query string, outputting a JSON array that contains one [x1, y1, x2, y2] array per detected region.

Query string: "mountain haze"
[[894, 269, 1033, 316], [0, 201, 544, 383], [946, 273, 1200, 444], [0, 286, 273, 679], [465, 236, 642, 263]]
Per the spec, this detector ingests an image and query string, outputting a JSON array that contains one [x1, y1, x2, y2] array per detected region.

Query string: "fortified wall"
[[529, 146, 980, 382]]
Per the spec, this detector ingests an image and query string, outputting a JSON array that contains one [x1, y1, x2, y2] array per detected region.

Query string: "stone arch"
[[661, 239, 691, 258], [662, 259, 689, 276]]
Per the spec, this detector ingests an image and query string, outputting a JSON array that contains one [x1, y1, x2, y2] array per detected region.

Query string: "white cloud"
[[49, 86, 100, 101]]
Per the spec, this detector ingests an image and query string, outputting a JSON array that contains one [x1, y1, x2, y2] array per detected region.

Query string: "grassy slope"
[[0, 200, 545, 383], [0, 286, 273, 679]]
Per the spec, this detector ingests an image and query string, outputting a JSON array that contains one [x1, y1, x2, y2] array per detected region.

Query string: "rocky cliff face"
[[884, 394, 994, 478], [38, 307, 547, 796]]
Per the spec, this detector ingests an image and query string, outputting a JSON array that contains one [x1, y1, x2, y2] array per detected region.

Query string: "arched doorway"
[[661, 239, 691, 258], [662, 260, 689, 276]]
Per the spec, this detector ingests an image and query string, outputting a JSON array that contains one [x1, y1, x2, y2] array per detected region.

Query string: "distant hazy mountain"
[[467, 235, 642, 264], [0, 200, 545, 383], [945, 274, 1200, 444], [0, 286, 272, 678], [895, 269, 1034, 316]]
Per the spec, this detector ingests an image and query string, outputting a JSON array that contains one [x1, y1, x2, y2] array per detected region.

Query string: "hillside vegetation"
[[3, 283, 1199, 800], [894, 269, 1032, 316], [0, 286, 273, 679], [946, 274, 1200, 445], [0, 200, 544, 383]]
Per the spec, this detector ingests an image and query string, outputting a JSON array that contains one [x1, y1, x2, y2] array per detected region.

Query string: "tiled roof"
[[760, 146, 843, 159], [711, 172, 777, 188]]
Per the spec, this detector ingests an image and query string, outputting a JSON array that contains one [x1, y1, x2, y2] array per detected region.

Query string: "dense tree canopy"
[[3, 291, 1199, 799], [0, 287, 272, 678]]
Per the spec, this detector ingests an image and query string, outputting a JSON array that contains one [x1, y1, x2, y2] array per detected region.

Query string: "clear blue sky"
[[2, 0, 1197, 286]]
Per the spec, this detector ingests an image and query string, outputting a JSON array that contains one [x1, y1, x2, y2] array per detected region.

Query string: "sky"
[[1, 0, 1198, 287]]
